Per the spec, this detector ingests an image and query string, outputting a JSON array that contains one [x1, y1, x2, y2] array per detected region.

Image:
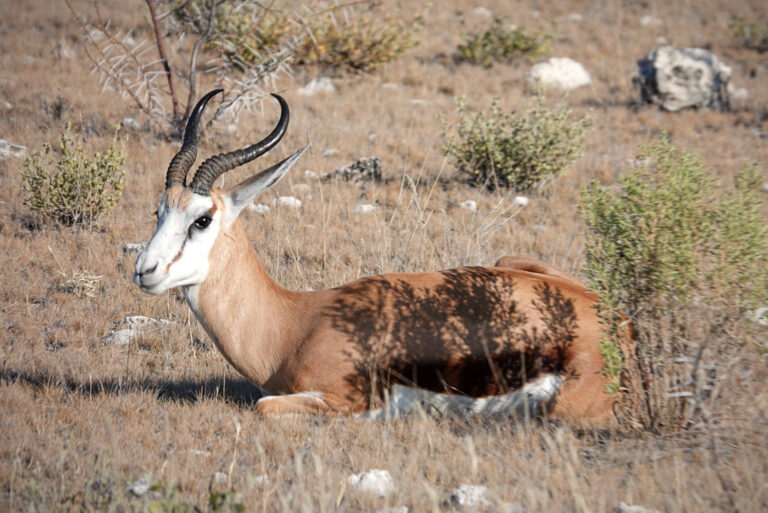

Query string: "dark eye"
[[193, 215, 212, 230]]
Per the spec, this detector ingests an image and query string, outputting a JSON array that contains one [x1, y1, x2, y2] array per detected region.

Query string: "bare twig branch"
[[184, 0, 218, 122], [146, 0, 180, 122]]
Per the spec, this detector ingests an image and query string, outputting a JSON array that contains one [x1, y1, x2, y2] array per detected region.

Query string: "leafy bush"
[[21, 126, 126, 226], [582, 135, 768, 432], [294, 5, 422, 72], [730, 16, 768, 52], [182, 1, 422, 73], [458, 16, 552, 67], [441, 96, 591, 191]]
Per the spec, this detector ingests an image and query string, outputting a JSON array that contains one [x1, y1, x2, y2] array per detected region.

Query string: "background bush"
[[21, 126, 126, 226], [458, 16, 552, 67], [582, 135, 767, 432], [441, 96, 591, 191]]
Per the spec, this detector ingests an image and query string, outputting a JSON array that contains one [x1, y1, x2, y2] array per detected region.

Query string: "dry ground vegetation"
[[0, 0, 767, 511]]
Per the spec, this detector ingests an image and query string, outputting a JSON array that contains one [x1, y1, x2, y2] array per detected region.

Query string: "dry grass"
[[0, 0, 767, 511]]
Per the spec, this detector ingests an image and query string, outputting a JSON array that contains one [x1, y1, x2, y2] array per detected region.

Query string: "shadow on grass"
[[0, 367, 264, 406]]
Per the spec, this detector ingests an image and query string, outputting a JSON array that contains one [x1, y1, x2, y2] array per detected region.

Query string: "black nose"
[[139, 263, 158, 277]]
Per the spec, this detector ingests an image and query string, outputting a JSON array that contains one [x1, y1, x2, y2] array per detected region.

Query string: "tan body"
[[181, 188, 615, 421]]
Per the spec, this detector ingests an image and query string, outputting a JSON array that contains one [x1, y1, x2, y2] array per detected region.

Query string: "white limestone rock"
[[0, 139, 27, 159], [298, 77, 336, 96], [526, 57, 591, 91], [347, 469, 395, 498], [633, 46, 732, 111]]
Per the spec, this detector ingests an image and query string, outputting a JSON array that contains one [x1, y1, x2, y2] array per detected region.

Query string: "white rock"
[[120, 118, 140, 131], [298, 77, 336, 96], [180, 449, 211, 457], [2, 101, 12, 110], [321, 149, 339, 158], [381, 82, 400, 90], [252, 474, 269, 484], [633, 46, 732, 111], [639, 15, 663, 27], [753, 307, 768, 326], [460, 200, 477, 212], [347, 469, 395, 498], [526, 57, 591, 91], [473, 7, 492, 18], [450, 484, 493, 508], [656, 36, 669, 45], [103, 328, 139, 346], [0, 139, 27, 159], [124, 315, 170, 327], [567, 13, 583, 22], [128, 477, 150, 496], [273, 196, 302, 209], [211, 472, 227, 485], [409, 99, 432, 106], [123, 243, 146, 255], [304, 170, 318, 179], [226, 123, 237, 134], [368, 133, 378, 143], [513, 195, 529, 207], [614, 503, 661, 513], [355, 204, 377, 214], [248, 203, 271, 214]]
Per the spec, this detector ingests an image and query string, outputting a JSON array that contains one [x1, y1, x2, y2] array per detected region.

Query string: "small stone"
[[753, 307, 768, 326], [567, 13, 583, 22], [304, 170, 318, 179], [248, 203, 271, 214], [614, 503, 661, 513], [381, 83, 400, 90], [211, 472, 227, 485], [252, 474, 269, 484], [409, 99, 431, 106], [124, 315, 170, 328], [120, 118, 140, 131], [0, 139, 27, 159], [273, 196, 302, 209], [450, 484, 493, 508], [347, 469, 395, 498], [513, 196, 529, 207], [460, 200, 477, 212], [473, 7, 492, 18], [123, 243, 146, 255], [355, 204, 377, 214], [730, 87, 748, 101], [526, 57, 591, 91], [323, 157, 382, 185], [639, 15, 663, 27], [103, 328, 139, 346], [321, 149, 339, 158], [181, 449, 211, 457], [128, 477, 150, 497], [298, 77, 336, 96]]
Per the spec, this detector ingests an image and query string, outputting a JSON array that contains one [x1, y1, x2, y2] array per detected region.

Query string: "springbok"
[[134, 89, 621, 422]]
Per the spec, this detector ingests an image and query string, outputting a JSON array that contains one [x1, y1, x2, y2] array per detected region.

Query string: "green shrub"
[[582, 135, 768, 431], [441, 96, 591, 191], [458, 16, 552, 67], [21, 126, 126, 226], [730, 16, 768, 52]]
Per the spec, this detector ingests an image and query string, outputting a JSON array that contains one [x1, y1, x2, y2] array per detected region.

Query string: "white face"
[[133, 190, 221, 295]]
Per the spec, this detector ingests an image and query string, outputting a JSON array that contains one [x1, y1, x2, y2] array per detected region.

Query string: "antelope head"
[[134, 89, 308, 295]]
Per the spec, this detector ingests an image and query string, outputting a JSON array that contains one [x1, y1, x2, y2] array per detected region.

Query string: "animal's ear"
[[223, 145, 309, 223]]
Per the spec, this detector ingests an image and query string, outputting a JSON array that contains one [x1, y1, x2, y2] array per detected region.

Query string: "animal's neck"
[[183, 219, 302, 386]]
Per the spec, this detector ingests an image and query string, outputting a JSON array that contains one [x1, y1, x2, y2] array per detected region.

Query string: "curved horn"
[[165, 88, 223, 189], [190, 93, 289, 196]]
